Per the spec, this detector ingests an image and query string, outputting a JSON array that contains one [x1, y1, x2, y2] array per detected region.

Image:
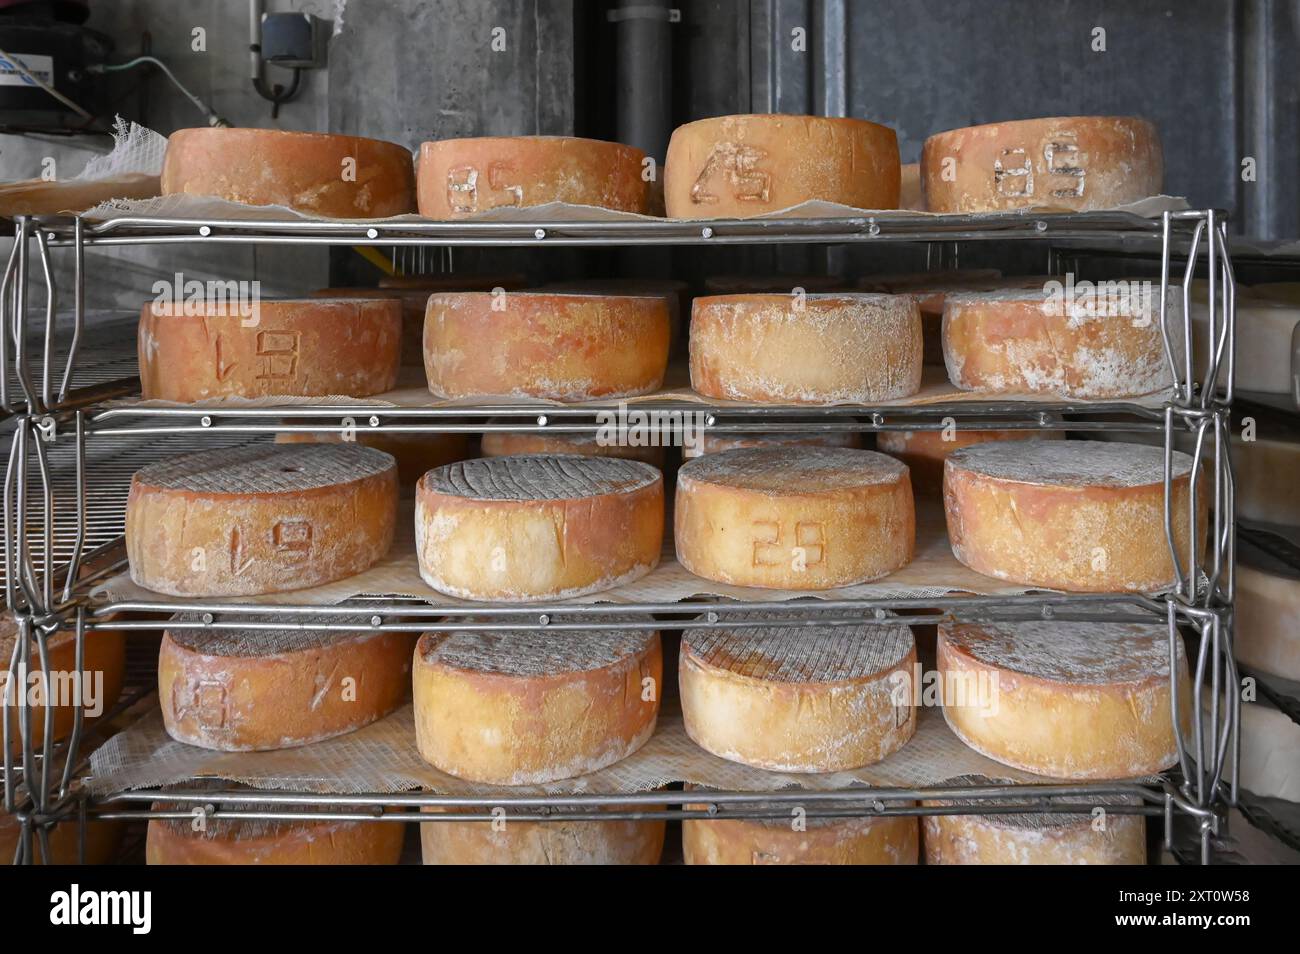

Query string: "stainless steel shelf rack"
[[1, 207, 1239, 865]]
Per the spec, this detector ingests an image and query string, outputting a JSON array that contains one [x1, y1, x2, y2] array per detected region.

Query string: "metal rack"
[[1, 206, 1239, 864]]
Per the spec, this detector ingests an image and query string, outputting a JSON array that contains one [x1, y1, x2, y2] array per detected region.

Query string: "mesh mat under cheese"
[[86, 703, 1109, 798]]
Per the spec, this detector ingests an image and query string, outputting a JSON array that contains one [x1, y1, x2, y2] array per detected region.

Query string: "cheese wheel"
[[0, 619, 125, 753], [1235, 437, 1300, 527], [682, 429, 861, 460], [480, 427, 665, 468], [421, 808, 664, 865], [415, 455, 663, 601], [680, 616, 916, 771], [275, 430, 469, 485], [938, 620, 1188, 778], [676, 447, 914, 589], [683, 810, 918, 865], [899, 162, 924, 211], [146, 809, 404, 865], [690, 293, 923, 403], [412, 621, 661, 784], [1237, 702, 1300, 802], [921, 116, 1162, 213], [161, 127, 416, 218], [158, 613, 414, 751], [417, 136, 648, 217], [127, 443, 398, 596], [942, 286, 1178, 398], [665, 114, 900, 217], [943, 440, 1204, 592], [425, 291, 670, 400], [139, 298, 401, 401], [923, 778, 1147, 864], [542, 278, 690, 350], [1236, 562, 1300, 682], [878, 429, 1062, 493]]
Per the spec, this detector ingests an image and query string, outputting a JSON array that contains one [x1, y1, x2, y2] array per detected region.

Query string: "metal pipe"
[[613, 0, 673, 165]]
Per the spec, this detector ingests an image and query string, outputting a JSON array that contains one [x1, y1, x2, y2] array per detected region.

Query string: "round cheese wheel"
[[0, 619, 125, 752], [139, 298, 401, 401], [921, 116, 1162, 213], [938, 620, 1188, 778], [680, 616, 917, 771], [412, 621, 661, 784], [146, 809, 404, 865], [417, 135, 648, 217], [682, 428, 861, 460], [161, 127, 416, 218], [275, 430, 469, 485], [665, 114, 900, 217], [158, 613, 414, 751], [943, 440, 1204, 592], [425, 291, 670, 400], [421, 808, 664, 865], [690, 293, 923, 403], [480, 427, 665, 467], [127, 443, 398, 596], [942, 287, 1177, 398], [923, 778, 1147, 864], [1235, 436, 1300, 526], [415, 455, 663, 601], [878, 428, 1062, 493], [0, 812, 123, 865], [1236, 562, 1300, 682], [684, 809, 918, 865], [676, 446, 914, 589], [1237, 701, 1300, 802]]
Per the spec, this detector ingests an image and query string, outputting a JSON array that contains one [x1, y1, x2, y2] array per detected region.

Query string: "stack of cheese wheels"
[[158, 613, 413, 751], [480, 425, 665, 468], [878, 428, 1062, 493], [161, 127, 416, 217], [147, 800, 404, 865], [1236, 558, 1300, 682], [937, 620, 1188, 778], [417, 135, 648, 217], [942, 284, 1178, 398], [421, 806, 664, 865], [425, 291, 670, 400], [920, 116, 1162, 213], [676, 447, 914, 589], [412, 620, 661, 783], [0, 618, 125, 751], [680, 614, 916, 770], [665, 114, 900, 217], [416, 455, 663, 601], [275, 430, 469, 485], [126, 443, 398, 596], [139, 298, 401, 401], [923, 776, 1147, 864], [682, 428, 861, 460], [683, 794, 919, 865], [944, 440, 1204, 592], [690, 293, 923, 403]]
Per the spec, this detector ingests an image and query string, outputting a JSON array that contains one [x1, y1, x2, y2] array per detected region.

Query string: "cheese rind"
[[690, 293, 923, 403], [127, 444, 398, 596], [415, 455, 664, 601], [481, 429, 665, 467], [680, 617, 916, 771], [1236, 563, 1300, 682], [412, 622, 661, 784], [1234, 437, 1300, 526], [684, 812, 919, 865], [161, 127, 416, 218], [665, 114, 900, 217], [878, 428, 1062, 494], [275, 430, 469, 485], [921, 116, 1162, 213], [417, 136, 648, 217], [421, 810, 664, 865], [139, 299, 401, 401], [146, 812, 403, 865], [943, 440, 1204, 592], [159, 615, 413, 751], [923, 802, 1146, 864], [942, 287, 1178, 398], [676, 446, 914, 589], [425, 292, 670, 400], [937, 620, 1188, 779]]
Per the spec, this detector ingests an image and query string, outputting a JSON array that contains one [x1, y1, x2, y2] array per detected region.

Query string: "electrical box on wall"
[[259, 12, 329, 69]]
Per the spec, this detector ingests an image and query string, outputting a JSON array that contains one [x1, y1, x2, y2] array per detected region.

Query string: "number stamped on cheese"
[[446, 162, 524, 212], [751, 519, 826, 570], [691, 142, 772, 205], [994, 133, 1087, 200], [173, 678, 229, 728], [254, 330, 301, 382]]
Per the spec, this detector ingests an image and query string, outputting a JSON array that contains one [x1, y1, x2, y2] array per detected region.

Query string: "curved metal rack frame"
[[1, 208, 1237, 865]]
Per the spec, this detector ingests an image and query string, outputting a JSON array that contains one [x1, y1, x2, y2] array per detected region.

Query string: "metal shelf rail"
[[1, 207, 1238, 864]]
